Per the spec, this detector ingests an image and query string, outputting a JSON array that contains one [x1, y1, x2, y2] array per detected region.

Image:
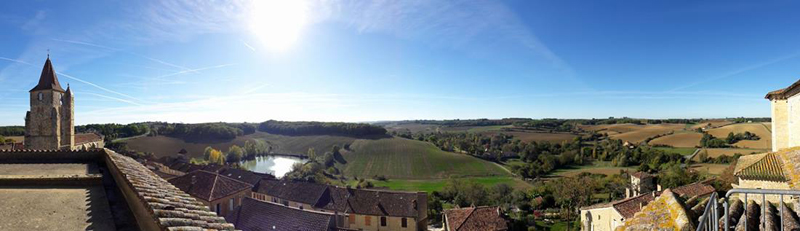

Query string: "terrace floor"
[[0, 186, 116, 231]]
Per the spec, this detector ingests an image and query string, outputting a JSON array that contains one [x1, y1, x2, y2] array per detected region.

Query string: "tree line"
[[257, 120, 386, 137]]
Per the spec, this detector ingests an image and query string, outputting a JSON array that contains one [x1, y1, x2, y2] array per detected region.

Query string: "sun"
[[249, 0, 308, 51]]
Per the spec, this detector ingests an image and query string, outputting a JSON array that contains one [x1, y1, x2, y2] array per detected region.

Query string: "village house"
[[226, 197, 337, 231], [23, 56, 103, 150], [626, 171, 657, 198], [251, 178, 429, 231], [168, 170, 254, 216], [443, 206, 508, 231]]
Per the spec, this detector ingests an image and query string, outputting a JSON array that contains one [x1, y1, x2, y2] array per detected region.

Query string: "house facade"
[[252, 179, 428, 231]]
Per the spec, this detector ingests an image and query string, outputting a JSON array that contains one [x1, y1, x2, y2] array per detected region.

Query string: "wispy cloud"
[[671, 51, 800, 91], [76, 92, 144, 106], [56, 72, 143, 103]]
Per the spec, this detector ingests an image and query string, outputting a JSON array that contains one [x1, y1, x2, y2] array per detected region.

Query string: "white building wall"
[[788, 95, 800, 149]]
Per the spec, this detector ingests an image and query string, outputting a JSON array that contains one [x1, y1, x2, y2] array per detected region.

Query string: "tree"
[[307, 147, 317, 161], [658, 163, 697, 188], [206, 148, 225, 165], [203, 146, 214, 160], [227, 145, 244, 163], [553, 176, 595, 231]]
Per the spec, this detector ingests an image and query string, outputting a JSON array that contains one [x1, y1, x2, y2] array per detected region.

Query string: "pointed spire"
[[30, 55, 65, 92], [65, 83, 72, 95]]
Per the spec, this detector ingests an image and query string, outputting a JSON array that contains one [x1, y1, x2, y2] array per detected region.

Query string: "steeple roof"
[[30, 57, 65, 92]]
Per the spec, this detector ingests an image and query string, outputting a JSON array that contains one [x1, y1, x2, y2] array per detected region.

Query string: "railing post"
[[744, 193, 748, 231], [762, 193, 766, 230], [781, 194, 784, 231], [724, 200, 729, 231]]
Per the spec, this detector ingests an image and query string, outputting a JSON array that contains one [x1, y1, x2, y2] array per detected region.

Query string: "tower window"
[[38, 92, 43, 101], [59, 94, 63, 105]]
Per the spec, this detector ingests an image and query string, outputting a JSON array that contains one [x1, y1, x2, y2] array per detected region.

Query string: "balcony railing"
[[696, 188, 800, 231]]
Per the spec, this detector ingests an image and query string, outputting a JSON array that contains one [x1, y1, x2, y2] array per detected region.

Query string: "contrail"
[[56, 72, 143, 103], [78, 92, 144, 106], [52, 38, 198, 73], [0, 56, 32, 65], [670, 52, 800, 91], [1, 56, 144, 105], [153, 63, 236, 80]]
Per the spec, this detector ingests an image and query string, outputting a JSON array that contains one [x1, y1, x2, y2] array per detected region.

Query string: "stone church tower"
[[24, 56, 74, 150]]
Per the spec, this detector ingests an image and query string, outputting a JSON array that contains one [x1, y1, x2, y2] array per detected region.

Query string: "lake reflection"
[[240, 155, 307, 178]]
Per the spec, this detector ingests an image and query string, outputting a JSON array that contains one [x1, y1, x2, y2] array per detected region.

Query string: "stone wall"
[[580, 207, 624, 231], [732, 178, 795, 204], [772, 98, 789, 152]]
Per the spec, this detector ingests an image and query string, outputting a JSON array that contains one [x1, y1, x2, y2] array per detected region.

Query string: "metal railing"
[[695, 188, 800, 231], [696, 192, 719, 231]]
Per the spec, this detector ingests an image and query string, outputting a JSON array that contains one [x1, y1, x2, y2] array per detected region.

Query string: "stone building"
[[23, 56, 103, 150], [766, 79, 800, 152], [626, 172, 656, 198]]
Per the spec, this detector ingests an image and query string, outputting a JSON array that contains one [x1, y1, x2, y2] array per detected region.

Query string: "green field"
[[549, 161, 636, 178], [369, 176, 531, 193], [340, 137, 510, 179]]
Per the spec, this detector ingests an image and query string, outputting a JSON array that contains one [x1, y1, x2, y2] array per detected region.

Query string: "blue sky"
[[1, 0, 799, 125]]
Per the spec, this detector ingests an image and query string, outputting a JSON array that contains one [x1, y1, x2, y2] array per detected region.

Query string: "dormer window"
[[37, 92, 43, 101]]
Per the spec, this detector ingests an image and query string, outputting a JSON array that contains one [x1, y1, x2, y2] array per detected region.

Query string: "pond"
[[240, 155, 307, 178]]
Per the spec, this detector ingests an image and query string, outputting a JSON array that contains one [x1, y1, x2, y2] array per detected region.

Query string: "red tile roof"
[[735, 152, 787, 182], [766, 79, 800, 99], [444, 206, 508, 231], [671, 182, 715, 198], [75, 133, 103, 145], [226, 197, 335, 231], [612, 193, 658, 219], [169, 170, 253, 202], [630, 171, 653, 179]]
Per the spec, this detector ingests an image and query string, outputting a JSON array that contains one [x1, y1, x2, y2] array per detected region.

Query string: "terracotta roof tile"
[[168, 170, 253, 202], [444, 206, 507, 231], [612, 193, 657, 219], [765, 79, 800, 99], [671, 182, 715, 198], [735, 152, 787, 182], [105, 150, 237, 230], [256, 179, 329, 205], [226, 197, 335, 231]]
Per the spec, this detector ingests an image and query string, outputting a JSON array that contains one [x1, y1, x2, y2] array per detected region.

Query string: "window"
[[401, 218, 407, 228], [299, 205, 304, 210], [215, 204, 220, 214], [380, 217, 387, 227], [37, 92, 43, 101], [348, 215, 356, 224], [365, 216, 371, 226], [59, 94, 63, 105], [229, 198, 235, 211]]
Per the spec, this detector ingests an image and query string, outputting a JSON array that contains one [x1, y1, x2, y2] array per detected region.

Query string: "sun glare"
[[249, 0, 308, 51]]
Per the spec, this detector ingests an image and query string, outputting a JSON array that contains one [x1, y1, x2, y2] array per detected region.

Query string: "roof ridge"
[[454, 207, 477, 231], [209, 172, 219, 201]]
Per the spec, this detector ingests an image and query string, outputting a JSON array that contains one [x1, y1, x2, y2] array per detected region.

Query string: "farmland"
[[648, 132, 703, 147], [339, 137, 510, 179], [706, 123, 772, 149], [548, 161, 636, 178], [607, 124, 686, 143]]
